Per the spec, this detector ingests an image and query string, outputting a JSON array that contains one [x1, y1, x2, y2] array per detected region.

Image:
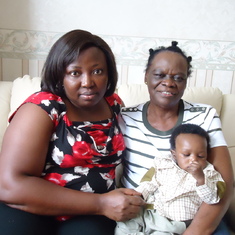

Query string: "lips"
[[160, 91, 176, 96], [81, 92, 95, 96], [80, 92, 96, 100]]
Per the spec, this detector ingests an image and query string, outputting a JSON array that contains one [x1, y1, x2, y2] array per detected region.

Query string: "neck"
[[64, 97, 112, 122], [147, 102, 180, 131]]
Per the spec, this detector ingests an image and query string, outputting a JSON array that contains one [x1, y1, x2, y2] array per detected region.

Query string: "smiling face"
[[63, 46, 109, 109], [145, 51, 188, 109], [171, 133, 208, 171]]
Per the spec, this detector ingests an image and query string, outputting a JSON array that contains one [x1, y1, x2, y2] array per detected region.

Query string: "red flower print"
[[91, 122, 112, 130], [25, 92, 62, 105], [87, 130, 108, 146], [63, 115, 73, 126], [9, 92, 63, 122], [61, 141, 96, 168], [111, 133, 126, 154], [44, 173, 67, 186], [105, 93, 122, 106], [108, 168, 115, 179]]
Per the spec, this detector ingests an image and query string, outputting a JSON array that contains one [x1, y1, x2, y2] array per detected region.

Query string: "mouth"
[[80, 92, 96, 100], [160, 91, 177, 96]]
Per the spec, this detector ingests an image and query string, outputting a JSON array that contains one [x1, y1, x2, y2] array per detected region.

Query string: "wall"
[[0, 0, 235, 94]]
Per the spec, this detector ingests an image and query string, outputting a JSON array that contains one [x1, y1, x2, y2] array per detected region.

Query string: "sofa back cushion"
[[0, 81, 13, 149], [10, 75, 41, 116], [117, 84, 223, 116], [220, 94, 235, 149]]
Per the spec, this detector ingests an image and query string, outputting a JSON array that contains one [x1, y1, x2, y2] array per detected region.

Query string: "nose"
[[81, 73, 93, 88], [161, 75, 176, 87], [190, 154, 198, 162]]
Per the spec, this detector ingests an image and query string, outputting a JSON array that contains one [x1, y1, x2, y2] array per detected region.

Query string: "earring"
[[145, 81, 147, 85]]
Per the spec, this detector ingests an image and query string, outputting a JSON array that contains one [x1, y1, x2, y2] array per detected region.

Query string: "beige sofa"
[[0, 75, 234, 233]]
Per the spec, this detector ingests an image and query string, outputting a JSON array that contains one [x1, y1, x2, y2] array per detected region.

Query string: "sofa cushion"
[[117, 84, 149, 107], [220, 94, 235, 182], [117, 84, 223, 116], [10, 75, 41, 116], [220, 94, 235, 148], [0, 81, 13, 149], [182, 87, 223, 116]]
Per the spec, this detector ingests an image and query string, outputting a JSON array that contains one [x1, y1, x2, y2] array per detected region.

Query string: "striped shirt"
[[119, 99, 227, 189]]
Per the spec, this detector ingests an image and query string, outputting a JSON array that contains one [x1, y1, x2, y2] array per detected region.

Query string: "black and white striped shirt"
[[119, 100, 227, 189]]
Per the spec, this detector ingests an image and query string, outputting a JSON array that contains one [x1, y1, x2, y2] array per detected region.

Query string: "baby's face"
[[172, 133, 208, 171]]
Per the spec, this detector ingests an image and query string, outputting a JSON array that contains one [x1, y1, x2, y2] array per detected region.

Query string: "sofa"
[[0, 75, 234, 233]]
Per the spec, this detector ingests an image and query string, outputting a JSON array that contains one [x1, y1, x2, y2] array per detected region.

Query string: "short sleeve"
[[9, 92, 66, 127]]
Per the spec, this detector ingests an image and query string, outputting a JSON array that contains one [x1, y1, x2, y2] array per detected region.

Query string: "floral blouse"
[[10, 91, 126, 195]]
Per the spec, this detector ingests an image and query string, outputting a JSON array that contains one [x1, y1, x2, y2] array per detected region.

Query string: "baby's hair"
[[146, 41, 192, 77], [170, 124, 210, 153]]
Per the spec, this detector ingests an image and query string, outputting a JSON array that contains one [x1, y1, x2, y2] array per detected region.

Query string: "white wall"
[[0, 0, 235, 93], [1, 0, 235, 40]]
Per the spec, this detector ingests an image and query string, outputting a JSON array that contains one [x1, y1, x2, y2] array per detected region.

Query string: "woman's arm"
[[0, 103, 144, 221], [183, 146, 234, 235]]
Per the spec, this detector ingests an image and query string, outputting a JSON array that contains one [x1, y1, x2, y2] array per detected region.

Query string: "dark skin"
[[0, 47, 144, 222], [171, 133, 209, 186], [145, 51, 234, 235]]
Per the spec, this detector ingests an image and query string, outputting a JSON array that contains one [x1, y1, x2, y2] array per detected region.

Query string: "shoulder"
[[204, 162, 219, 174], [119, 103, 146, 129], [154, 154, 176, 168], [183, 100, 215, 113], [24, 91, 63, 104], [182, 100, 218, 125], [122, 102, 145, 112], [203, 162, 225, 180], [9, 91, 65, 122], [105, 93, 122, 105], [105, 93, 123, 115]]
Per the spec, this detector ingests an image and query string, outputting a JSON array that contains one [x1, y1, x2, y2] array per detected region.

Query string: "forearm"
[[184, 146, 234, 235], [1, 175, 144, 222], [2, 175, 102, 216], [183, 188, 233, 235]]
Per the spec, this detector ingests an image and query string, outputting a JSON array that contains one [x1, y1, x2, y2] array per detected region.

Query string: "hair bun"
[[149, 48, 154, 55], [187, 56, 192, 62], [171, 41, 178, 47]]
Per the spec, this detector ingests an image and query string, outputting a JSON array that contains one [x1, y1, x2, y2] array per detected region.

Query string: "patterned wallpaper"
[[0, 29, 235, 94], [1, 29, 235, 70]]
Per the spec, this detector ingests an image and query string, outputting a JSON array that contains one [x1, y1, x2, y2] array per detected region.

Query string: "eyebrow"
[[67, 63, 101, 69], [152, 70, 187, 77]]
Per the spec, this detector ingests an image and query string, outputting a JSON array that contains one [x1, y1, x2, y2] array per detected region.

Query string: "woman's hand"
[[183, 146, 234, 234], [98, 188, 145, 221]]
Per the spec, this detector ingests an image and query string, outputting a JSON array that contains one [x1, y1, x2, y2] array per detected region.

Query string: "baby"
[[115, 123, 226, 235]]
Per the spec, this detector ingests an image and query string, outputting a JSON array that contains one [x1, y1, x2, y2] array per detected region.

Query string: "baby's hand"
[[187, 161, 205, 186]]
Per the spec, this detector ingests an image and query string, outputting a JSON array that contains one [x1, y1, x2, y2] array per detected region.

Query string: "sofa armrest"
[[0, 81, 13, 149]]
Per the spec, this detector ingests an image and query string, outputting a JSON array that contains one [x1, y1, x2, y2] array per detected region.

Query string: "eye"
[[93, 69, 103, 75], [198, 155, 206, 159], [173, 75, 186, 82], [154, 73, 165, 79], [68, 71, 80, 77], [183, 153, 190, 157]]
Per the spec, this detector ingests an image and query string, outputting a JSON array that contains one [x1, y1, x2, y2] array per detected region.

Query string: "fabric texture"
[[115, 208, 186, 235], [136, 154, 225, 221], [9, 91, 126, 221], [119, 100, 227, 189]]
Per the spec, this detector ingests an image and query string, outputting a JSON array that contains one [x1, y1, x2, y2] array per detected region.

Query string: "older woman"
[[119, 41, 233, 234]]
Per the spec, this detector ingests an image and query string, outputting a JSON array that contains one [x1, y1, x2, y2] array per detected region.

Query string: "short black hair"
[[145, 41, 192, 77], [41, 29, 118, 97], [170, 124, 210, 153]]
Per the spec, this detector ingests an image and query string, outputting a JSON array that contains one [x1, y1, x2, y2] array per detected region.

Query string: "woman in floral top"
[[0, 30, 144, 235]]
